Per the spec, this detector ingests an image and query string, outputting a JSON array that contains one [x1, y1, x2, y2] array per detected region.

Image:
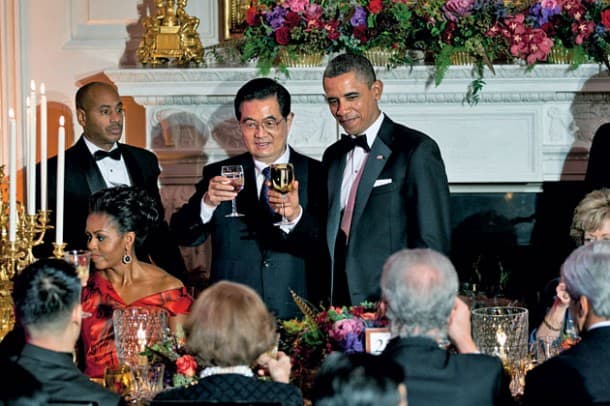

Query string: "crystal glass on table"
[[221, 164, 245, 218], [269, 163, 294, 226]]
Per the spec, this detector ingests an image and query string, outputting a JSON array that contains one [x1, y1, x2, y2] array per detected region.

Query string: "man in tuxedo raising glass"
[[171, 78, 324, 319]]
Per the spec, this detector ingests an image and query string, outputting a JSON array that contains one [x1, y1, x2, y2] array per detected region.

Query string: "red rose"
[[284, 12, 300, 29], [245, 6, 259, 26], [353, 25, 368, 43], [275, 26, 291, 45], [602, 9, 610, 29], [368, 0, 383, 14], [176, 354, 197, 377]]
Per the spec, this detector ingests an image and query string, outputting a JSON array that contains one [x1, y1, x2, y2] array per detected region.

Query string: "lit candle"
[[136, 323, 146, 352], [496, 327, 508, 360], [55, 116, 65, 245], [40, 83, 47, 211], [28, 80, 36, 215], [8, 108, 17, 242]]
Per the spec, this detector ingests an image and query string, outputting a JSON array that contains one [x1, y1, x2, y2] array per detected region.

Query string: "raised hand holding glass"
[[270, 163, 294, 226]]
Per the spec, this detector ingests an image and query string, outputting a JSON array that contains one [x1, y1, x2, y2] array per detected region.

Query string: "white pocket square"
[[373, 179, 392, 187]]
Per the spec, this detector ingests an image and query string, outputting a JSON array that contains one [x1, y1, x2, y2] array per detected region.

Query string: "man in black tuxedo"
[[42, 81, 187, 280], [321, 53, 450, 306], [524, 240, 610, 405], [170, 78, 324, 319], [380, 248, 513, 406]]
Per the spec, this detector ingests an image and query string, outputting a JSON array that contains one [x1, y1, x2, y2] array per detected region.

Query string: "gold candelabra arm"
[[0, 241, 20, 281]]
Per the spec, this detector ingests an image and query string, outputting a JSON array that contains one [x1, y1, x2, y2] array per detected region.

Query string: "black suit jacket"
[[524, 326, 610, 405], [322, 115, 451, 304], [170, 148, 326, 319], [12, 343, 120, 405], [153, 374, 302, 406], [40, 135, 187, 280], [382, 336, 513, 406]]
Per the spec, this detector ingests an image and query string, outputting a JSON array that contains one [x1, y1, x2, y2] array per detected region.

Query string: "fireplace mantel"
[[106, 64, 610, 187]]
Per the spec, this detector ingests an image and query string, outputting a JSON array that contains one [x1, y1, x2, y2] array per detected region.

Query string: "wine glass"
[[221, 165, 245, 218], [269, 163, 294, 226]]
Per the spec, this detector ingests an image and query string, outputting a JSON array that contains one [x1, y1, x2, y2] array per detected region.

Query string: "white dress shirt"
[[83, 136, 131, 188]]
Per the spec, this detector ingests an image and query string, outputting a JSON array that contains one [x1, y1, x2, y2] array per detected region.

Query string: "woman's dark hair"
[[89, 186, 159, 248]]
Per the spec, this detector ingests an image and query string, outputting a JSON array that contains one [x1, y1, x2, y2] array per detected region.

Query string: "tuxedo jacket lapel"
[[326, 148, 346, 250], [73, 137, 106, 194], [120, 144, 145, 187], [350, 120, 393, 233]]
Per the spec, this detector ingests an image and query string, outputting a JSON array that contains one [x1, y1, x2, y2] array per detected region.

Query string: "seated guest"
[[81, 186, 192, 379], [535, 188, 610, 340], [9, 258, 120, 405], [153, 280, 303, 406], [524, 240, 610, 405], [312, 351, 407, 406], [380, 248, 513, 406]]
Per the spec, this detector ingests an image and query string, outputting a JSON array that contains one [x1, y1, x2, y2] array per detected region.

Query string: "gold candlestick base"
[[52, 242, 67, 259]]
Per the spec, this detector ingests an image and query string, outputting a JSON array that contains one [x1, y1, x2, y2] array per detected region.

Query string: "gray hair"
[[561, 240, 610, 319], [381, 248, 458, 339]]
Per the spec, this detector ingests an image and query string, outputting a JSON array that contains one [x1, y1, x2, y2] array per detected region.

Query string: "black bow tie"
[[94, 148, 122, 161], [341, 134, 370, 152]]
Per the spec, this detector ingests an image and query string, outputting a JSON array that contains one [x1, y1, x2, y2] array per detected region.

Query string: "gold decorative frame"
[[224, 0, 250, 39]]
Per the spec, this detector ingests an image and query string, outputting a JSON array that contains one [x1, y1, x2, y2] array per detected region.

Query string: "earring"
[[122, 249, 132, 264]]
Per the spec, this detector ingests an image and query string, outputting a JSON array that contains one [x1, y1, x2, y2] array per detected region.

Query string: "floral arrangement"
[[237, 0, 610, 103], [279, 293, 387, 391], [142, 328, 200, 388]]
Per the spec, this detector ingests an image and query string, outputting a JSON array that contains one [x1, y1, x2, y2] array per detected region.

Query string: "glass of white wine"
[[221, 164, 245, 217], [270, 163, 294, 226]]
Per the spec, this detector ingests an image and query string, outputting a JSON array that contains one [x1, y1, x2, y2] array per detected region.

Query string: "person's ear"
[[123, 231, 136, 252], [371, 80, 383, 101], [578, 295, 589, 319]]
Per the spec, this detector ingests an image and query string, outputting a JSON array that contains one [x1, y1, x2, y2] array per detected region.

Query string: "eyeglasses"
[[240, 117, 285, 133]]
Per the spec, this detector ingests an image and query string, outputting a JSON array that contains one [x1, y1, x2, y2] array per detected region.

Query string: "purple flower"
[[329, 318, 365, 342], [343, 333, 364, 354], [442, 0, 475, 22], [265, 6, 288, 31], [350, 7, 367, 27], [529, 3, 561, 27]]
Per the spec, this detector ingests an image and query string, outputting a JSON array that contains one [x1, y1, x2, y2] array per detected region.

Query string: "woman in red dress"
[[80, 186, 193, 379]]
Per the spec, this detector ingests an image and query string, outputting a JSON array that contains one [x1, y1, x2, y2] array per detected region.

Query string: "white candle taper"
[[40, 83, 47, 211], [8, 108, 17, 242], [28, 80, 36, 215], [55, 116, 65, 245]]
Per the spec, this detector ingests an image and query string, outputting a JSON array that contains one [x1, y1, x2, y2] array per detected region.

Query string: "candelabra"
[[0, 165, 54, 339]]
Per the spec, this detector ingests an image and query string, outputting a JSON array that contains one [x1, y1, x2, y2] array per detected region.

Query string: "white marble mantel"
[[106, 63, 610, 189]]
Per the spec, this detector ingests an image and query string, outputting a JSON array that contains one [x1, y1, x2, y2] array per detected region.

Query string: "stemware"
[[269, 163, 294, 226], [221, 165, 245, 218]]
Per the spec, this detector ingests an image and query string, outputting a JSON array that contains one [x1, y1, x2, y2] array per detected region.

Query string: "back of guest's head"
[[75, 81, 118, 110], [570, 188, 610, 245], [89, 186, 159, 248], [234, 77, 291, 120], [12, 258, 81, 335], [185, 281, 277, 367], [312, 352, 406, 406], [561, 240, 610, 319], [381, 248, 458, 338], [323, 53, 376, 87]]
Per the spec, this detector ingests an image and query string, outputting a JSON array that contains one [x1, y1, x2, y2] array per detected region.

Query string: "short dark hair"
[[12, 259, 81, 331], [89, 186, 159, 248], [323, 53, 377, 87], [233, 78, 291, 121], [312, 352, 405, 406], [75, 81, 117, 110]]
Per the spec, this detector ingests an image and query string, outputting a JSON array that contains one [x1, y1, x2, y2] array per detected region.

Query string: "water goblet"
[[269, 163, 294, 226], [64, 249, 92, 318], [221, 164, 245, 217]]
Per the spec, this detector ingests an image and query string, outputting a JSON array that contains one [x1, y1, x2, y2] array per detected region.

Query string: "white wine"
[[270, 163, 294, 193]]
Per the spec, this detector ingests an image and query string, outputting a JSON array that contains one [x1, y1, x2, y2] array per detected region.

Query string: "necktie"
[[94, 148, 122, 161], [341, 134, 370, 152], [260, 166, 275, 216], [340, 155, 368, 241]]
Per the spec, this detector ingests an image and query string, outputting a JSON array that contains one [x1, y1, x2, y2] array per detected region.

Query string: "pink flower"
[[304, 3, 323, 20], [602, 9, 610, 29], [284, 0, 309, 13], [572, 20, 595, 45], [329, 318, 365, 342], [442, 0, 474, 22]]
